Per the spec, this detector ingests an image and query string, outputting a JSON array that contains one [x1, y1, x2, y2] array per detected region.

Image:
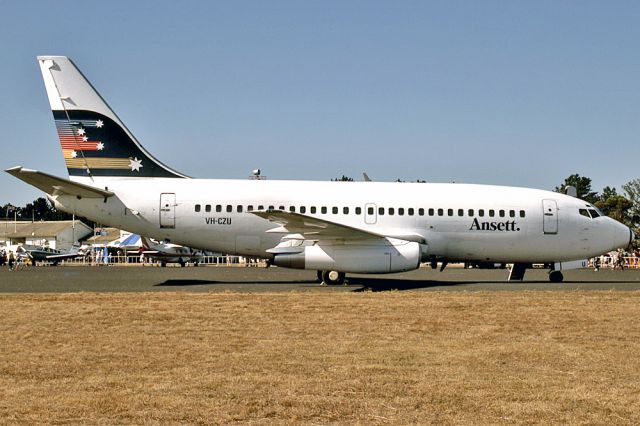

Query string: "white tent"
[[108, 233, 142, 250]]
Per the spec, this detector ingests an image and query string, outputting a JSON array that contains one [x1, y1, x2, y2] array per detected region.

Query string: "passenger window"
[[321, 207, 327, 214], [247, 205, 253, 212], [237, 205, 243, 213], [378, 207, 385, 215], [279, 205, 285, 210], [499, 210, 505, 217], [458, 209, 464, 217], [311, 206, 317, 214], [479, 209, 485, 217], [216, 205, 222, 212], [579, 209, 590, 218], [226, 205, 232, 213], [428, 208, 434, 216], [343, 207, 349, 214], [258, 205, 264, 210], [519, 210, 525, 218], [408, 208, 414, 216], [268, 205, 274, 211], [438, 208, 444, 216], [195, 204, 201, 212], [398, 208, 404, 216], [206, 204, 212, 212], [447, 209, 453, 216], [389, 208, 395, 215], [589, 209, 600, 218], [368, 207, 374, 215], [289, 206, 295, 212], [489, 209, 495, 217], [419, 208, 424, 216], [468, 209, 474, 216], [332, 207, 338, 214], [509, 210, 515, 218], [356, 207, 362, 215], [300, 206, 306, 214]]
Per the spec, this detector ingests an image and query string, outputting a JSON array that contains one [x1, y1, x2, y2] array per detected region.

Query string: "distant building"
[[0, 220, 92, 250]]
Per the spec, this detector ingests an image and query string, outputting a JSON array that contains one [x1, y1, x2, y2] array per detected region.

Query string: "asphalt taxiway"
[[1, 265, 639, 293]]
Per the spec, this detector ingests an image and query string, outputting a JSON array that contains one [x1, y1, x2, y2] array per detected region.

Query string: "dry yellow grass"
[[0, 291, 639, 424]]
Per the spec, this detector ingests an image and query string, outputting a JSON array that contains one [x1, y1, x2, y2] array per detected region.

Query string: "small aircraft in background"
[[140, 237, 203, 267], [2, 244, 85, 265]]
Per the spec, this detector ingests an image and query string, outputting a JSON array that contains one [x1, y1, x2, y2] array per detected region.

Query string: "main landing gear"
[[317, 270, 346, 286], [549, 270, 564, 283]]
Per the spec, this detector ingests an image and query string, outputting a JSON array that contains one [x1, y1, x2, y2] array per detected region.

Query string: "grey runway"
[[1, 265, 640, 293]]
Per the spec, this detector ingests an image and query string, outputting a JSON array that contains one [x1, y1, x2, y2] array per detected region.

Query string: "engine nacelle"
[[273, 240, 423, 274]]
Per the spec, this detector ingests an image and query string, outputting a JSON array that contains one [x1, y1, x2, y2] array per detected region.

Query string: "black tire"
[[316, 270, 323, 283], [322, 270, 346, 286], [161, 261, 167, 267], [549, 270, 563, 283]]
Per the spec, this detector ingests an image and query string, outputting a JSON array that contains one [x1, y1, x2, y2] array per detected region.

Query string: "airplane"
[[5, 56, 635, 284], [2, 243, 84, 265], [140, 236, 203, 267]]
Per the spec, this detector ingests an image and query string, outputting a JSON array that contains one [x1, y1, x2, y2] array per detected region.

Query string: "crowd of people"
[[591, 248, 640, 270], [0, 249, 18, 271], [3, 247, 640, 271]]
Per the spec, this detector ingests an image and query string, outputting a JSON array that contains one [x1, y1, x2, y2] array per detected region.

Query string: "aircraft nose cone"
[[614, 223, 633, 250]]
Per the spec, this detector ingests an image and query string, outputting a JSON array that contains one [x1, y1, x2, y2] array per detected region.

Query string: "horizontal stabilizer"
[[5, 166, 114, 198]]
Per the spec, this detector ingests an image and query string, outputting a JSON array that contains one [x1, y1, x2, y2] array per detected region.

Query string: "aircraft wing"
[[46, 253, 84, 261], [251, 210, 386, 240], [5, 166, 114, 198]]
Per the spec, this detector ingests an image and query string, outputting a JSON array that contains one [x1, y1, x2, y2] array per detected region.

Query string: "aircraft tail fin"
[[37, 56, 188, 179], [140, 236, 152, 250]]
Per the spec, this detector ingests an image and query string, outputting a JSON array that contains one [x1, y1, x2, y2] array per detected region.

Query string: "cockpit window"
[[588, 209, 600, 218], [579, 209, 590, 218]]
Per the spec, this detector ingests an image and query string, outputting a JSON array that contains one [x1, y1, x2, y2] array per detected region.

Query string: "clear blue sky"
[[1, 1, 639, 206]]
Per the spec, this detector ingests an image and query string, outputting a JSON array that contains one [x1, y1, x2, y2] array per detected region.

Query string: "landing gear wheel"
[[322, 270, 346, 286], [549, 270, 564, 283], [316, 270, 323, 283]]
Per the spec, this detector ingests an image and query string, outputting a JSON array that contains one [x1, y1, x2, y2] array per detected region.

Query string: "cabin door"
[[160, 193, 176, 229], [542, 199, 558, 234]]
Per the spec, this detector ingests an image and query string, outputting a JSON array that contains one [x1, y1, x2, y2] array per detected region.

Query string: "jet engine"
[[273, 240, 423, 274]]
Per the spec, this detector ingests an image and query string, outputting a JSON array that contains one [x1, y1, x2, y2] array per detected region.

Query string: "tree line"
[[554, 174, 640, 232], [0, 198, 95, 228]]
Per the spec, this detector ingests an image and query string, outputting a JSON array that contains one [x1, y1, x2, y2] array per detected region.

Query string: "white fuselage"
[[50, 177, 631, 265]]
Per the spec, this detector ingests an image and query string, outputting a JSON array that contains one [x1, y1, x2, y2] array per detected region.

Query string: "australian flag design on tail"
[[54, 110, 181, 178]]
